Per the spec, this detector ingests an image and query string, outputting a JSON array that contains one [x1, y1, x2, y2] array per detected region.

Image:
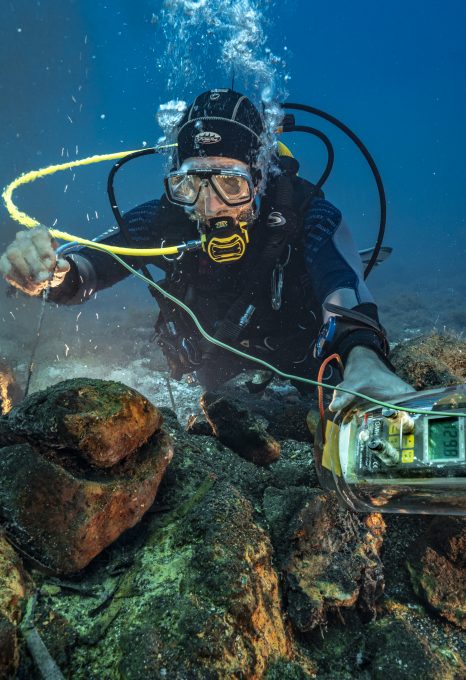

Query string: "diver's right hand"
[[0, 226, 70, 296]]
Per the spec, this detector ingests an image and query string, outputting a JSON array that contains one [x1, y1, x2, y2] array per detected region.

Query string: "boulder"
[[201, 392, 280, 465], [6, 377, 162, 467], [0, 433, 173, 574], [0, 378, 173, 573], [407, 517, 466, 629], [34, 477, 293, 679], [281, 490, 385, 631]]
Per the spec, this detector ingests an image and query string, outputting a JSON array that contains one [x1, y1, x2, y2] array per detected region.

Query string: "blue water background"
[[1, 0, 465, 343]]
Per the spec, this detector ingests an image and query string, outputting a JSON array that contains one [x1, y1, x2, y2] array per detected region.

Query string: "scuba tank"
[[314, 384, 466, 515]]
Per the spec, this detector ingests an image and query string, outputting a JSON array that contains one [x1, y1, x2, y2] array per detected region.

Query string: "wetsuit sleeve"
[[47, 198, 190, 305], [303, 198, 389, 362]]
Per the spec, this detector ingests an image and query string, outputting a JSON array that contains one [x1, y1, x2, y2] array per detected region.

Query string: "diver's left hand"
[[328, 346, 413, 413]]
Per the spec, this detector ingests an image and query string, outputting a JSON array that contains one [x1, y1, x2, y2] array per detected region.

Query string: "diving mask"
[[164, 164, 254, 207]]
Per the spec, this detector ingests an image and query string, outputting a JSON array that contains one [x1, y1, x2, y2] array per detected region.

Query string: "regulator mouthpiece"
[[201, 216, 249, 263], [314, 384, 466, 515]]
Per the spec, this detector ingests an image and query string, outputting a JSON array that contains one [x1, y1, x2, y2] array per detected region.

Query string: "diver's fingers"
[[18, 238, 49, 277], [48, 258, 70, 288], [4, 245, 32, 279], [30, 225, 56, 253], [328, 385, 354, 413], [29, 227, 58, 267], [55, 258, 71, 274], [4, 227, 57, 281]]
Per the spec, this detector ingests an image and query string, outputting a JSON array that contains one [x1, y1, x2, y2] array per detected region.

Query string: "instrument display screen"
[[428, 417, 460, 461]]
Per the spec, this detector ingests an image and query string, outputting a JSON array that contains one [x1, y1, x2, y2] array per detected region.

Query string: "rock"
[[0, 431, 173, 573], [282, 490, 386, 632], [37, 478, 293, 679], [407, 517, 466, 629], [201, 392, 281, 465], [266, 440, 318, 491], [0, 534, 31, 679], [211, 381, 314, 443], [264, 657, 316, 679], [0, 618, 18, 680], [0, 360, 22, 415], [304, 601, 466, 680], [365, 600, 466, 679], [390, 332, 466, 389], [6, 377, 162, 468]]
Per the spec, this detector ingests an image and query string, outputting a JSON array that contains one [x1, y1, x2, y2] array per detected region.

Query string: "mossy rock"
[[390, 332, 466, 389], [365, 601, 466, 679]]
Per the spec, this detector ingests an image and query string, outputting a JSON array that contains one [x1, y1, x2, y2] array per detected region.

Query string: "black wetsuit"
[[49, 176, 386, 391]]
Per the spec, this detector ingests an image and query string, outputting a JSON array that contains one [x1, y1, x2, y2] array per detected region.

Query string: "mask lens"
[[167, 174, 200, 204], [212, 173, 252, 204]]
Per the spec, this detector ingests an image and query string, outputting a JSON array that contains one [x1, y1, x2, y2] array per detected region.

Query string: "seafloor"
[[0, 275, 465, 679]]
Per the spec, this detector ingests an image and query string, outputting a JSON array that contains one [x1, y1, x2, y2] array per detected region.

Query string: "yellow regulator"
[[202, 218, 250, 263]]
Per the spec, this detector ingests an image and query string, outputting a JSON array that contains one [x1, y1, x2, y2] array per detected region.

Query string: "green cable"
[[78, 243, 466, 419]]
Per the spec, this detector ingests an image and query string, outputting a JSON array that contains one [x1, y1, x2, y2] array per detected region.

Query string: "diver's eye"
[[214, 174, 251, 201], [168, 174, 199, 202], [219, 175, 243, 195]]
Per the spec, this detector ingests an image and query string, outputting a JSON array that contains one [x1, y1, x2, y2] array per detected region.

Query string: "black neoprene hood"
[[176, 89, 264, 167]]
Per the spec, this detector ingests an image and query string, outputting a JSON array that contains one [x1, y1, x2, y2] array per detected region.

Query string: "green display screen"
[[428, 418, 460, 460]]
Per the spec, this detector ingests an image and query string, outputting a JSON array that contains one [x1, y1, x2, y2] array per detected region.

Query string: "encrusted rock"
[[407, 517, 466, 629], [0, 432, 173, 574], [390, 332, 466, 389], [365, 600, 466, 679], [0, 534, 31, 679], [282, 490, 386, 631], [201, 392, 280, 465], [40, 477, 293, 679], [6, 377, 162, 467], [117, 482, 292, 678]]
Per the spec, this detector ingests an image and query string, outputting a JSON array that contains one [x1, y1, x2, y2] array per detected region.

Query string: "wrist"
[[346, 345, 383, 367]]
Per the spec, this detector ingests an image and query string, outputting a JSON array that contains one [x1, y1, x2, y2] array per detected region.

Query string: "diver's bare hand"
[[0, 226, 70, 296], [328, 346, 413, 413]]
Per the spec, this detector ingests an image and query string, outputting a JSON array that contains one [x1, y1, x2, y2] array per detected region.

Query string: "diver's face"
[[178, 156, 257, 224]]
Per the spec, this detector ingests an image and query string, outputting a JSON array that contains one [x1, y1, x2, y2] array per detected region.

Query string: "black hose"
[[283, 124, 334, 191], [107, 147, 157, 238], [107, 147, 158, 293], [281, 102, 386, 278]]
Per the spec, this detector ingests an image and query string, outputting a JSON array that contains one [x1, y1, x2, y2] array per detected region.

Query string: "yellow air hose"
[[2, 145, 181, 257]]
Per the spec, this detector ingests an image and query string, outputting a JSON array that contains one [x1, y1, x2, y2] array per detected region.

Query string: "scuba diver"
[[0, 88, 412, 410]]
